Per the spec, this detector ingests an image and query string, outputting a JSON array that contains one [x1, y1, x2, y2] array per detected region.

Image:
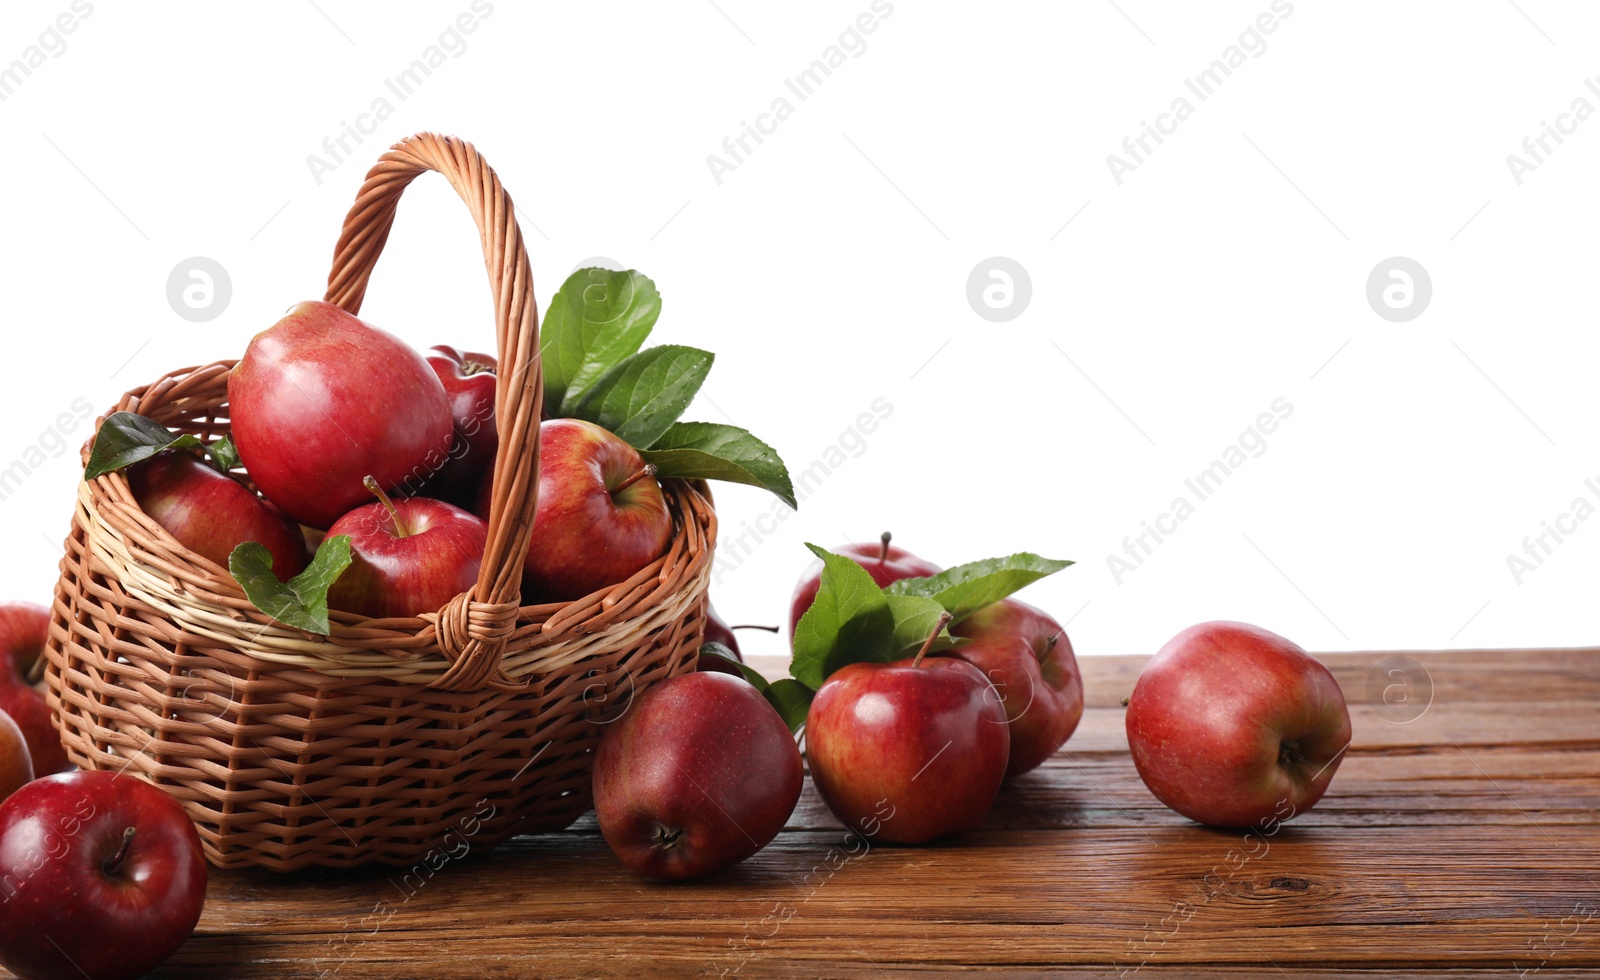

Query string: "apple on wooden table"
[[787, 532, 940, 640], [0, 770, 207, 980], [1125, 620, 1352, 828], [697, 604, 781, 674], [593, 671, 802, 879], [805, 614, 1010, 845], [946, 597, 1084, 778]]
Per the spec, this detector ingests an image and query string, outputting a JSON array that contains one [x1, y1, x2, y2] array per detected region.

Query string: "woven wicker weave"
[[41, 133, 715, 871]]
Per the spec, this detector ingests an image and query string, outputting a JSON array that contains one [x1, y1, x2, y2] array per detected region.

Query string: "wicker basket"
[[41, 133, 716, 871]]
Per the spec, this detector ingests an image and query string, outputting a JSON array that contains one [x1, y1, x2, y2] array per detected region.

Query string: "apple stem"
[[612, 464, 658, 495], [651, 824, 685, 851], [363, 475, 409, 538], [879, 531, 892, 562], [729, 624, 780, 633], [103, 827, 136, 876], [911, 612, 953, 668], [24, 655, 45, 686]]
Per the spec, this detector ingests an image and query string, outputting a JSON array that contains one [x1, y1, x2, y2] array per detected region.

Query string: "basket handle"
[[324, 133, 540, 692]]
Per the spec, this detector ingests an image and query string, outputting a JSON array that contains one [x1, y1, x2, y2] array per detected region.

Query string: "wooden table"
[[112, 648, 1600, 978]]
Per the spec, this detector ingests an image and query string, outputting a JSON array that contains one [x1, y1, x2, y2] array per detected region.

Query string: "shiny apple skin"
[[422, 346, 499, 507], [0, 603, 70, 775], [805, 657, 1009, 845], [1125, 621, 1353, 828], [0, 604, 48, 689], [947, 598, 1084, 778], [0, 771, 207, 980], [127, 451, 308, 581], [326, 497, 488, 620], [0, 711, 33, 801], [493, 418, 672, 603], [593, 672, 803, 880], [787, 542, 941, 641], [228, 300, 454, 529]]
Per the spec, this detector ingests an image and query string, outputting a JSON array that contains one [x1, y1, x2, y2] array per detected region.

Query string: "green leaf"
[[540, 268, 662, 417], [570, 345, 714, 449], [764, 679, 814, 734], [640, 422, 796, 508], [229, 535, 354, 635], [84, 412, 200, 480], [885, 593, 960, 658], [884, 553, 1075, 623], [205, 435, 240, 473], [789, 544, 894, 689]]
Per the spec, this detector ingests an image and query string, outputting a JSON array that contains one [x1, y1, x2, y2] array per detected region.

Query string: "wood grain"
[[28, 649, 1600, 978]]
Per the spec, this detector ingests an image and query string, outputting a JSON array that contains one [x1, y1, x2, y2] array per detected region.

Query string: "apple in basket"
[[327, 477, 489, 620], [0, 602, 71, 775], [478, 418, 671, 603], [127, 450, 308, 581], [420, 345, 500, 508], [228, 301, 455, 530]]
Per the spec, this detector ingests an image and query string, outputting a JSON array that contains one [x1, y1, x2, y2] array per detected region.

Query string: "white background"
[[0, 0, 1595, 663]]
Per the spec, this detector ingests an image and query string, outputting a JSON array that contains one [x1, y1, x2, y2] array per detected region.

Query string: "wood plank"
[[14, 649, 1599, 977]]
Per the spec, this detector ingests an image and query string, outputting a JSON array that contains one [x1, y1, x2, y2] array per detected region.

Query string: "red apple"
[[805, 622, 1010, 844], [696, 605, 781, 674], [481, 418, 672, 603], [326, 478, 488, 620], [697, 603, 744, 675], [788, 533, 941, 640], [593, 671, 802, 879], [0, 770, 206, 980], [0, 603, 70, 776], [128, 450, 308, 580], [0, 711, 33, 801], [421, 345, 499, 507], [228, 300, 454, 529], [704, 603, 740, 656], [1125, 621, 1352, 828], [946, 598, 1084, 778]]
